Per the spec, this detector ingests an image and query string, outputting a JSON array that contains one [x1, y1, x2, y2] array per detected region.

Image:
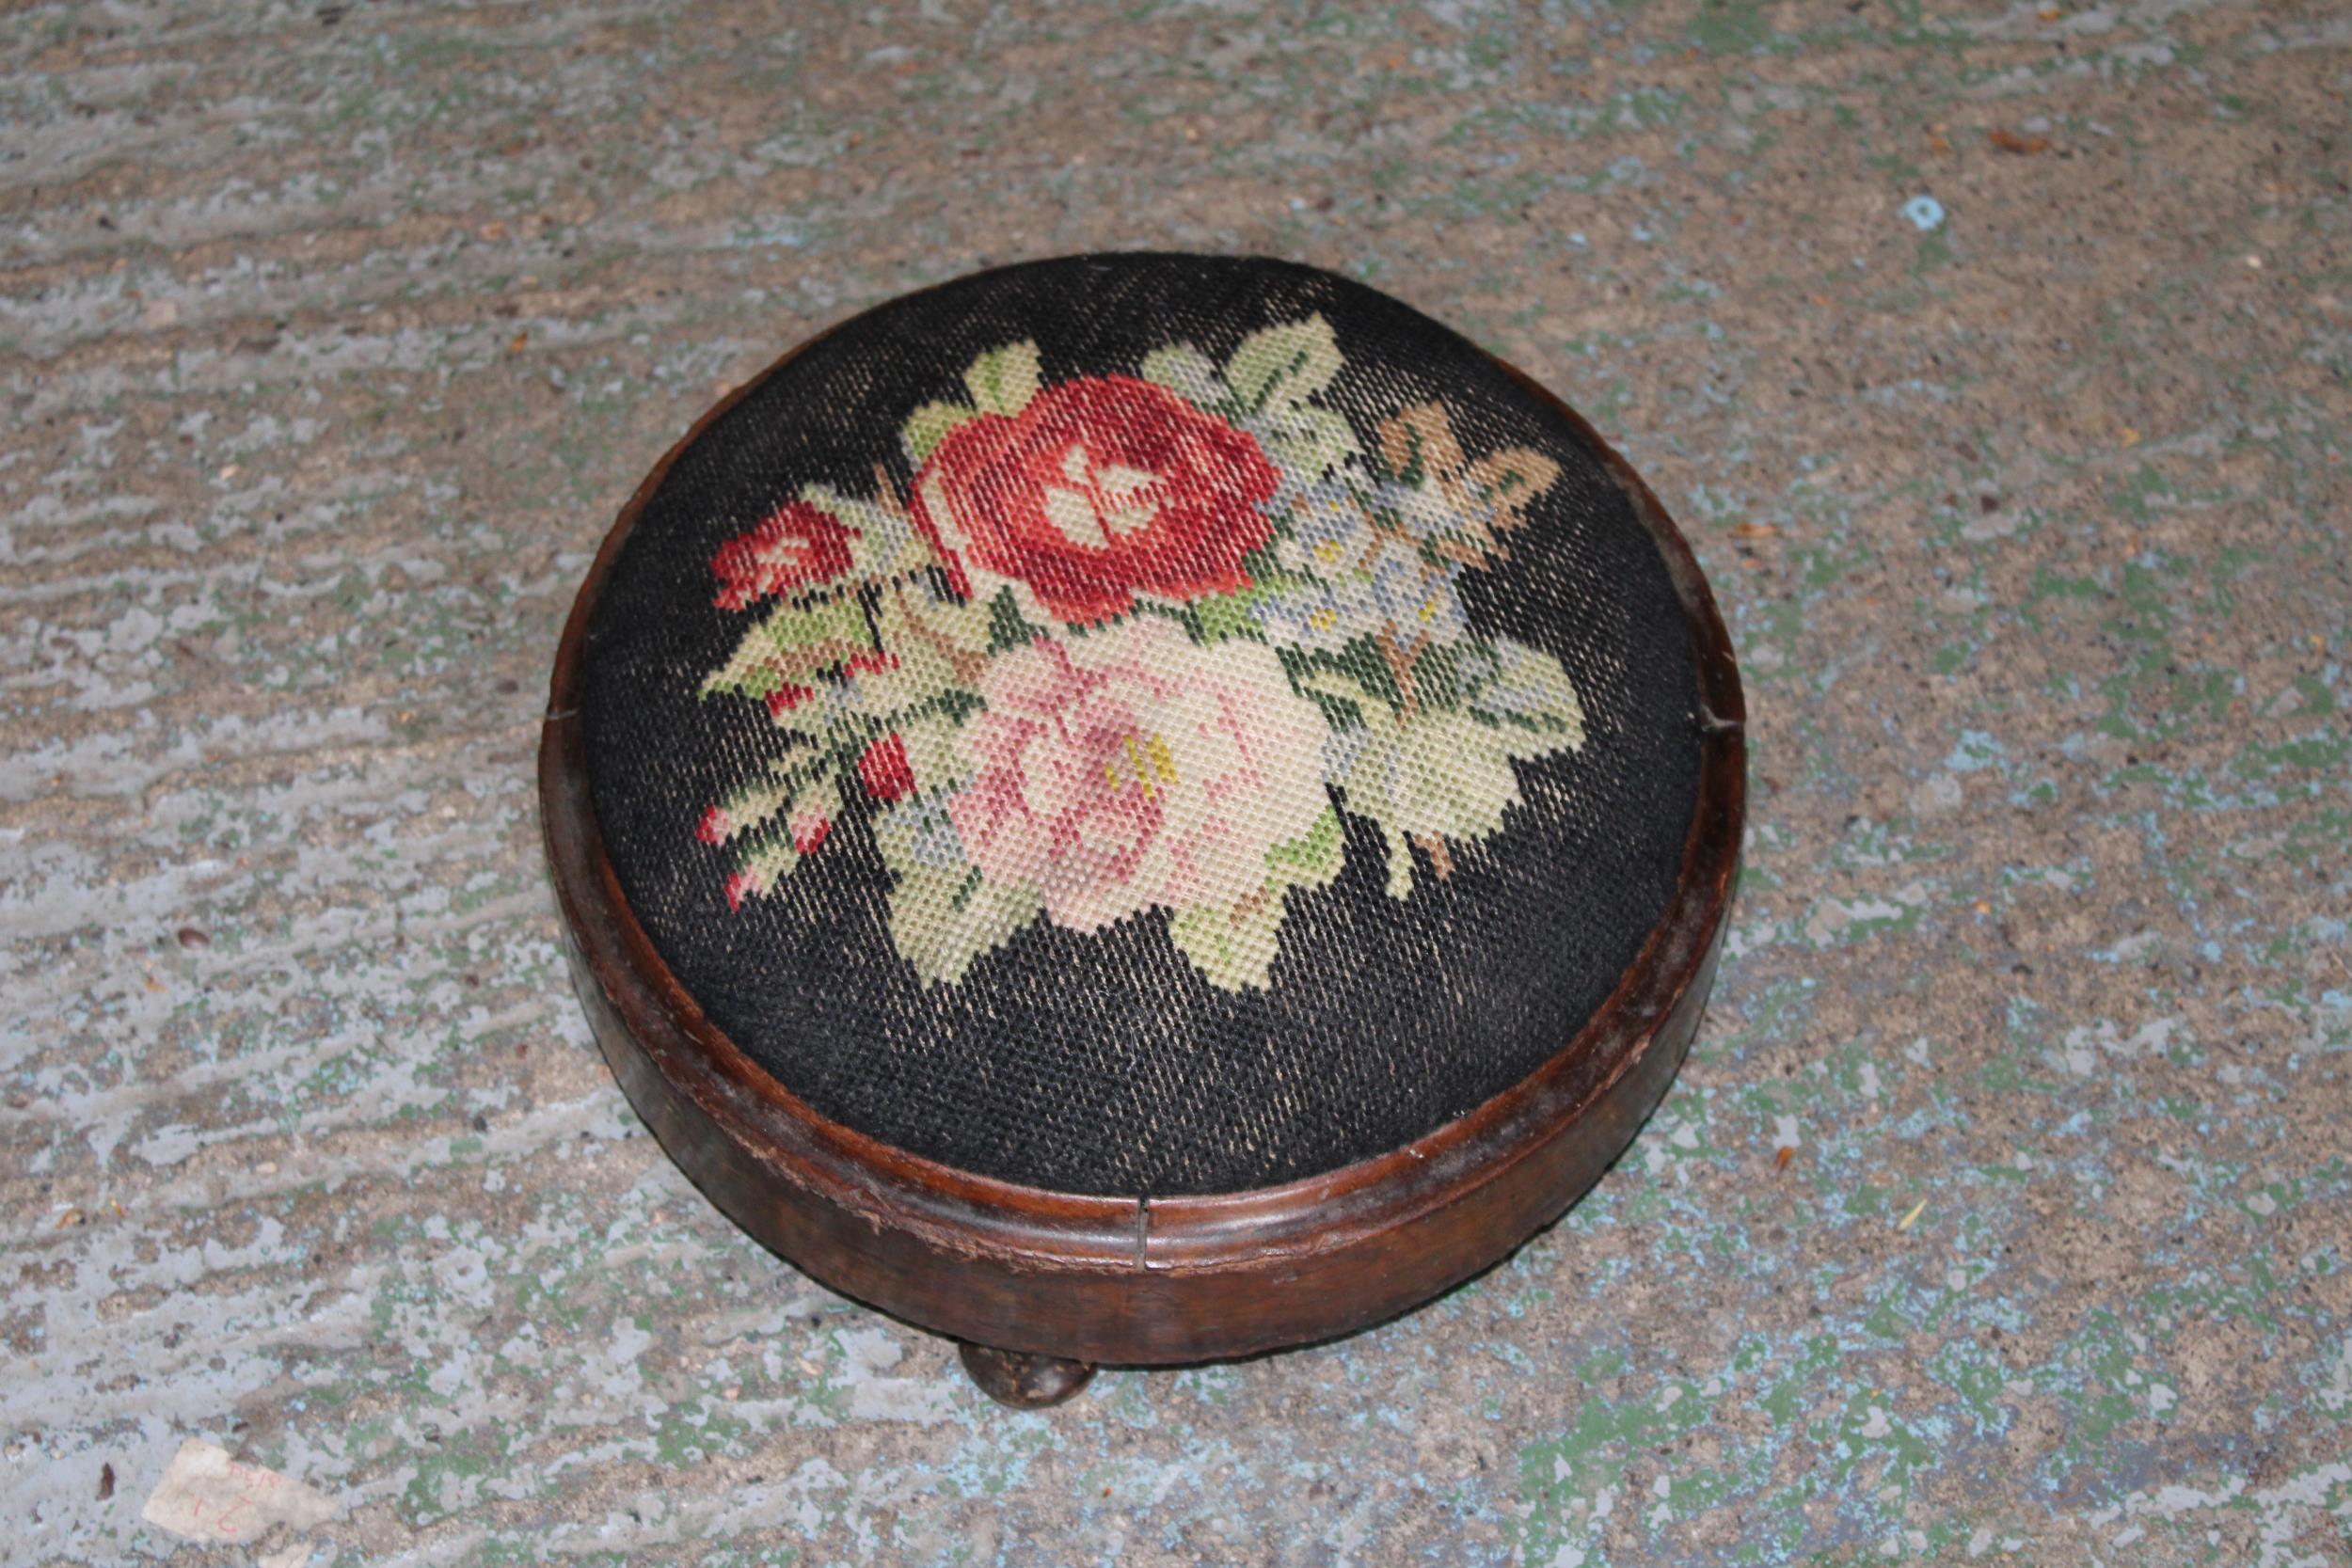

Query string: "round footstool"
[[540, 254, 1743, 1406]]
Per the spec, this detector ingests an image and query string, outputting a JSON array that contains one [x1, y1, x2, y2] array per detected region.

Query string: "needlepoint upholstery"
[[576, 254, 1703, 1197]]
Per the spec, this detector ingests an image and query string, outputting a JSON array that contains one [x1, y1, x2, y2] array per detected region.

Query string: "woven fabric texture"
[[577, 254, 1703, 1196]]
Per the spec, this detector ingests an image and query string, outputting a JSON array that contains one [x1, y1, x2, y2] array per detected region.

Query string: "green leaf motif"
[[1465, 638, 1587, 760], [1343, 709, 1523, 844], [902, 400, 977, 466], [1168, 895, 1291, 993], [714, 762, 815, 842], [866, 587, 988, 719], [1168, 803, 1343, 991], [762, 593, 868, 657], [1190, 583, 1270, 645], [1296, 663, 1378, 730], [896, 713, 976, 806], [889, 863, 1042, 987], [1299, 643, 1405, 719], [1248, 402, 1359, 482], [985, 583, 1043, 652], [962, 341, 1041, 418], [1376, 820, 1415, 901], [1226, 314, 1342, 414], [1308, 665, 1526, 853], [1139, 343, 1232, 409], [700, 593, 872, 703], [1265, 804, 1344, 888]]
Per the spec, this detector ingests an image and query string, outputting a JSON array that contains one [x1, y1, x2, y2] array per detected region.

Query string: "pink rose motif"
[[912, 376, 1281, 626], [787, 805, 831, 855], [947, 617, 1330, 934]]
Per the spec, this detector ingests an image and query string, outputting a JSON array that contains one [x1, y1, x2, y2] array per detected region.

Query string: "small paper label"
[[140, 1439, 336, 1544]]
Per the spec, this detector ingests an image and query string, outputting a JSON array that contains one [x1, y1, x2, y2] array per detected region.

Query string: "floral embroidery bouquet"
[[696, 315, 1588, 990]]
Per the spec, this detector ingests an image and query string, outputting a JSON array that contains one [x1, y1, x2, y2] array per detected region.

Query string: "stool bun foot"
[[958, 1342, 1095, 1408]]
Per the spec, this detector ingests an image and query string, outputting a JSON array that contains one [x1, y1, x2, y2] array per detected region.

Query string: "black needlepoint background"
[[577, 254, 1703, 1197]]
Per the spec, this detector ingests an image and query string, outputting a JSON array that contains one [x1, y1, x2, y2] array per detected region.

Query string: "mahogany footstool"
[[539, 253, 1744, 1407]]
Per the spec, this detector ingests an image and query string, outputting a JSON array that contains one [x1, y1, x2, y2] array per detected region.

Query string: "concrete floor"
[[5, 1, 2349, 1564]]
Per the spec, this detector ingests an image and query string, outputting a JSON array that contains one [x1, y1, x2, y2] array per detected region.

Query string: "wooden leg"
[[958, 1341, 1095, 1408]]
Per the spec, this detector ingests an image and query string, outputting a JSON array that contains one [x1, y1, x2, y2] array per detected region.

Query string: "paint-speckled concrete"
[[4, 2, 2348, 1563]]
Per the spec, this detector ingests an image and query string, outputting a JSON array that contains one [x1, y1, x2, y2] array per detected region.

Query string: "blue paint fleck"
[[1902, 194, 1946, 230], [1947, 730, 2004, 773]]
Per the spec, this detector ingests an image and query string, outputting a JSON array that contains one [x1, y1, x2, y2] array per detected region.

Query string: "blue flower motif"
[[1366, 540, 1469, 643], [1271, 478, 1375, 578], [1372, 477, 1506, 550]]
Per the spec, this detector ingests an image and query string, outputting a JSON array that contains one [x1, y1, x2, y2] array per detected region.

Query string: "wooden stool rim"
[[539, 262, 1745, 1365]]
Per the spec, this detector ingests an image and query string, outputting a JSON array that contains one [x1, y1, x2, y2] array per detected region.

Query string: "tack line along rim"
[[538, 279, 1745, 1368]]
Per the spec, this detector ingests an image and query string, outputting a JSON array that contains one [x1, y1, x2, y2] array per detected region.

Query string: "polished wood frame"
[[538, 315, 1744, 1370]]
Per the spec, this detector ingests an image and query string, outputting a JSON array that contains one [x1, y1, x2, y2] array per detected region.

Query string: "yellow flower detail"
[[1102, 732, 1180, 799]]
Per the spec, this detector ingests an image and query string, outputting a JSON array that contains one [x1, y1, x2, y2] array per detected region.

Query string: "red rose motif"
[[911, 375, 1281, 626], [711, 499, 855, 610], [856, 734, 915, 802]]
